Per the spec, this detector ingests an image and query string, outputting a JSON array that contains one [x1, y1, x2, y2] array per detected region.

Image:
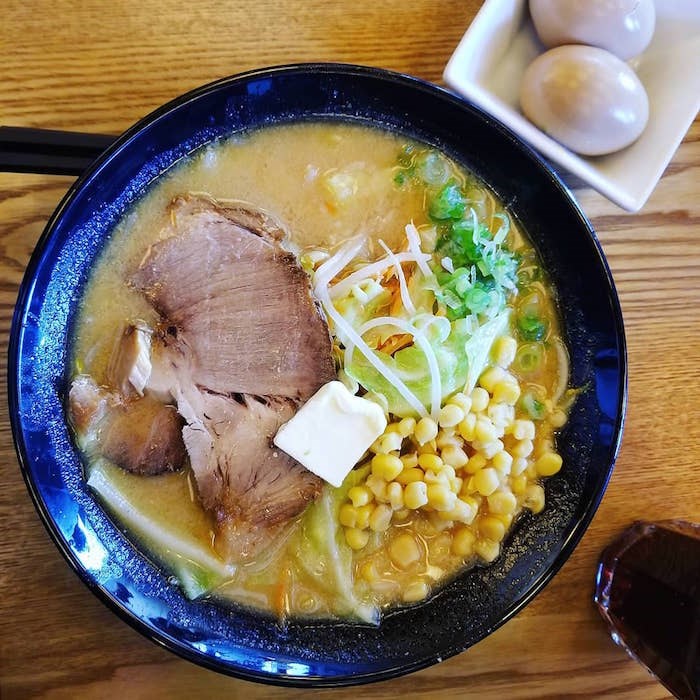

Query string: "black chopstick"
[[0, 126, 116, 176]]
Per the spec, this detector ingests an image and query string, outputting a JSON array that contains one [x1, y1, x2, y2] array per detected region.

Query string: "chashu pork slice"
[[130, 194, 335, 401]]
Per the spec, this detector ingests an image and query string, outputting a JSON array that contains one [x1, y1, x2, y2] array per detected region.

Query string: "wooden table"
[[1, 2, 698, 697]]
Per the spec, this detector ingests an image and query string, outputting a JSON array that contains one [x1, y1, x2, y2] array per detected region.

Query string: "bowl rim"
[[7, 61, 628, 686]]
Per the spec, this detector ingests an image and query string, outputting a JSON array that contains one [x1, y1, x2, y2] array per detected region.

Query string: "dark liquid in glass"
[[595, 520, 700, 699]]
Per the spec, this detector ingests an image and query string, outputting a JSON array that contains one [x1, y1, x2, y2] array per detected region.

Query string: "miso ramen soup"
[[68, 122, 572, 623]]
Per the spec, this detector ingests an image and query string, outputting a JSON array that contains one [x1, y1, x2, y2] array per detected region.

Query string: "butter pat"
[[273, 381, 387, 488]]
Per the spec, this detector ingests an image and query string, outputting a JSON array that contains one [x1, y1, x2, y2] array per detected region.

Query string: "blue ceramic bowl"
[[8, 64, 626, 686]]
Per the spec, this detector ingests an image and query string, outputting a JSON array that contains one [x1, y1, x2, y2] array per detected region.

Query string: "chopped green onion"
[[429, 181, 466, 221], [521, 392, 546, 420], [517, 314, 548, 341]]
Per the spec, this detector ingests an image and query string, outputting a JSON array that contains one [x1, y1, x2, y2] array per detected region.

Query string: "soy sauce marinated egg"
[[520, 45, 649, 156], [530, 0, 656, 60]]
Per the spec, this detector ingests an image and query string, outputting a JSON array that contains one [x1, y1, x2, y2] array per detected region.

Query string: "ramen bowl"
[[8, 63, 626, 686]]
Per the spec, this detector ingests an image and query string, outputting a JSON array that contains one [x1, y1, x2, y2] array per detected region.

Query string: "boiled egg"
[[529, 0, 656, 61], [520, 45, 649, 156]]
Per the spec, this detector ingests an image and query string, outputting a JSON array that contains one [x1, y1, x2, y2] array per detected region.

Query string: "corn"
[[389, 533, 421, 569], [393, 508, 410, 521], [452, 527, 476, 557], [441, 444, 469, 468], [424, 469, 449, 485], [479, 515, 507, 542], [511, 457, 528, 476], [355, 504, 373, 529], [403, 581, 430, 603], [512, 419, 536, 441], [511, 473, 527, 495], [448, 392, 472, 414], [369, 504, 393, 532], [549, 409, 568, 429], [417, 440, 437, 456], [449, 476, 464, 494], [348, 485, 372, 507], [441, 464, 456, 480], [398, 416, 417, 437], [339, 503, 357, 527], [471, 387, 490, 412], [465, 453, 487, 474], [511, 439, 534, 459], [415, 417, 439, 445], [386, 482, 404, 510], [476, 439, 504, 460], [535, 452, 563, 477], [479, 366, 507, 393], [436, 430, 462, 450], [366, 473, 389, 501], [474, 538, 500, 563], [427, 483, 457, 511], [475, 416, 498, 443], [496, 512, 514, 528], [487, 490, 518, 515], [492, 335, 517, 368], [400, 452, 419, 469], [443, 498, 475, 524], [492, 450, 513, 474], [404, 481, 429, 509], [523, 483, 546, 514], [438, 403, 465, 428], [371, 453, 404, 481], [493, 380, 521, 405], [345, 527, 370, 550], [418, 453, 444, 472], [359, 560, 379, 582], [395, 467, 424, 485], [458, 413, 477, 441], [474, 467, 500, 496], [376, 431, 403, 453], [488, 403, 514, 430]]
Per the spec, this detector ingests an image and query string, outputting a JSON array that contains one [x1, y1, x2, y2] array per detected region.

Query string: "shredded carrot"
[[274, 565, 292, 618], [378, 333, 413, 355]]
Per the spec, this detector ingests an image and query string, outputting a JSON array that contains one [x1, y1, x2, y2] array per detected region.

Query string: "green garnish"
[[429, 181, 466, 220], [517, 313, 548, 341], [521, 391, 546, 420]]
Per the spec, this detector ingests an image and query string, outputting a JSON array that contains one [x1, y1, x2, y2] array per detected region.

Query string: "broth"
[[71, 122, 569, 621]]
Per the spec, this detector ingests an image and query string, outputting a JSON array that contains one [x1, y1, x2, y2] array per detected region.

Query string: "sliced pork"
[[130, 194, 335, 400]]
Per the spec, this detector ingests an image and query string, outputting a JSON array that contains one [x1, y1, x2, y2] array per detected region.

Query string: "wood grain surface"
[[1, 2, 698, 698]]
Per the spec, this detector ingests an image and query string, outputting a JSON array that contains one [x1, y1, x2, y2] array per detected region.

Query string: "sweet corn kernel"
[[398, 416, 417, 437], [488, 403, 514, 430], [436, 430, 462, 450], [523, 483, 546, 514], [458, 413, 477, 441], [424, 469, 449, 485], [474, 538, 500, 563], [427, 483, 457, 511], [369, 504, 393, 532], [371, 453, 404, 481], [511, 439, 534, 458], [339, 503, 357, 527], [377, 431, 403, 453], [366, 473, 389, 501], [389, 532, 421, 569], [492, 335, 517, 368], [441, 464, 457, 480], [415, 417, 439, 445], [359, 560, 379, 582], [511, 457, 529, 476], [443, 498, 475, 524], [355, 504, 373, 529], [512, 419, 536, 441], [535, 452, 563, 477], [471, 387, 490, 412], [400, 452, 419, 469], [492, 449, 513, 474], [449, 392, 472, 414], [403, 581, 430, 603], [511, 473, 527, 494], [496, 512, 514, 528], [487, 490, 518, 515], [348, 485, 372, 507], [479, 366, 506, 393], [452, 526, 476, 557], [475, 416, 498, 443], [476, 439, 504, 460], [393, 508, 410, 521], [473, 467, 500, 496], [345, 527, 370, 550], [493, 380, 521, 405], [465, 453, 488, 474], [384, 422, 402, 434], [404, 481, 429, 509], [438, 403, 465, 428], [395, 467, 424, 485], [386, 481, 404, 510], [440, 445, 468, 468], [418, 453, 444, 472], [417, 440, 438, 455], [479, 515, 506, 542], [449, 476, 464, 494]]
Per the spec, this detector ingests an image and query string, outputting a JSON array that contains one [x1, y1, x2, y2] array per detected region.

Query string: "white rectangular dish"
[[443, 0, 700, 211]]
